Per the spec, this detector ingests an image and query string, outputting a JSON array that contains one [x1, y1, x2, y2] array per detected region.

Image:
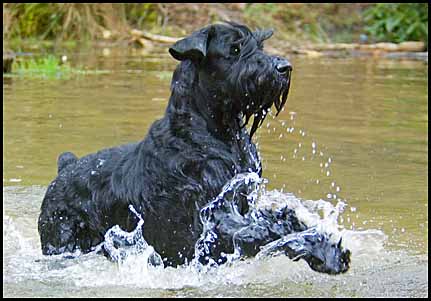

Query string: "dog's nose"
[[275, 58, 292, 74]]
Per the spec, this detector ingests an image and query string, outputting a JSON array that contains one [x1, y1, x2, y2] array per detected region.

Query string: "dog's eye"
[[230, 45, 241, 56]]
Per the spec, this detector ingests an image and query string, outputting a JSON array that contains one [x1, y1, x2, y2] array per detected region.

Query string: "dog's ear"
[[169, 27, 213, 61], [254, 29, 274, 42]]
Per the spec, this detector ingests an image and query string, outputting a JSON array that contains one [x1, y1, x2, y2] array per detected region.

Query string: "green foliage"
[[5, 3, 64, 40], [124, 3, 160, 29], [244, 3, 329, 42], [13, 55, 110, 79], [280, 5, 327, 42], [5, 3, 427, 46], [243, 3, 365, 43], [244, 3, 279, 28], [3, 3, 162, 42], [364, 3, 428, 43]]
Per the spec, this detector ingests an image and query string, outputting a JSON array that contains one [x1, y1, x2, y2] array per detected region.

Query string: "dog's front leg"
[[214, 213, 350, 275], [196, 192, 351, 274], [194, 214, 267, 267], [194, 172, 266, 266], [256, 227, 351, 274], [194, 194, 277, 266]]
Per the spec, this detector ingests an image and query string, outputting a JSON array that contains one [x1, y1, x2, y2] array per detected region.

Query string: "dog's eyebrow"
[[235, 33, 259, 59]]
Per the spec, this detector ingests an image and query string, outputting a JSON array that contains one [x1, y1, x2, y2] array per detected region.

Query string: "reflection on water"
[[3, 49, 428, 297]]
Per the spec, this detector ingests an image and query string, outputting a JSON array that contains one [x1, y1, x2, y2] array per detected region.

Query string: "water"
[[3, 48, 428, 297]]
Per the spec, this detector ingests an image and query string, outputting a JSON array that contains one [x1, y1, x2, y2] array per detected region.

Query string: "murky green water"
[[3, 47, 428, 297]]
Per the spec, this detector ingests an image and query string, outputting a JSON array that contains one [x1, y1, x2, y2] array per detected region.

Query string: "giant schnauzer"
[[38, 22, 350, 274]]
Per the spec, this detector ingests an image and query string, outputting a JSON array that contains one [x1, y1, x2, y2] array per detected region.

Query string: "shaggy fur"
[[38, 22, 350, 274]]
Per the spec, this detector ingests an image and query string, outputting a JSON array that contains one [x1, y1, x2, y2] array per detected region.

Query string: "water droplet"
[[312, 142, 316, 149]]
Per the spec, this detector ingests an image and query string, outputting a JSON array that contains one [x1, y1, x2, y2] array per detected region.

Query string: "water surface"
[[3, 48, 428, 297]]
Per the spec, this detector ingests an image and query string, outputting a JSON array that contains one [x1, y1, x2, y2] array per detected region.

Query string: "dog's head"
[[169, 22, 292, 138]]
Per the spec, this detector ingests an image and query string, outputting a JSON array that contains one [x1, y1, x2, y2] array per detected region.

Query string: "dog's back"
[[38, 143, 137, 255]]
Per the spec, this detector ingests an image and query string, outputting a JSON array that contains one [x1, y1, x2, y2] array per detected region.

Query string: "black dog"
[[38, 22, 350, 274]]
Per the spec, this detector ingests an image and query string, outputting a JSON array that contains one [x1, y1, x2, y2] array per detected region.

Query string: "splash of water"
[[3, 182, 389, 292], [102, 204, 163, 269], [100, 169, 384, 276], [192, 172, 263, 270]]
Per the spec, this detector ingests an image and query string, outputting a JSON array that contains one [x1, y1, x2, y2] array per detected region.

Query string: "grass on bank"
[[6, 55, 110, 79]]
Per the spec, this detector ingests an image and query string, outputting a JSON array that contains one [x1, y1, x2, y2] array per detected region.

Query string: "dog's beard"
[[230, 66, 291, 138]]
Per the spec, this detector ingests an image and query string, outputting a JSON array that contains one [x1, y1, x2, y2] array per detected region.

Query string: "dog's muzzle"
[[272, 56, 292, 114], [275, 60, 293, 76], [274, 57, 293, 76]]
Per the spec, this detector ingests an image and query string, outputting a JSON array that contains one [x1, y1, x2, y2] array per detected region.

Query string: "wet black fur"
[[38, 22, 350, 274]]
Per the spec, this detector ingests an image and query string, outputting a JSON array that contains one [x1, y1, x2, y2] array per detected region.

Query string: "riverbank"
[[4, 32, 427, 75], [4, 3, 427, 48], [3, 3, 428, 73]]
